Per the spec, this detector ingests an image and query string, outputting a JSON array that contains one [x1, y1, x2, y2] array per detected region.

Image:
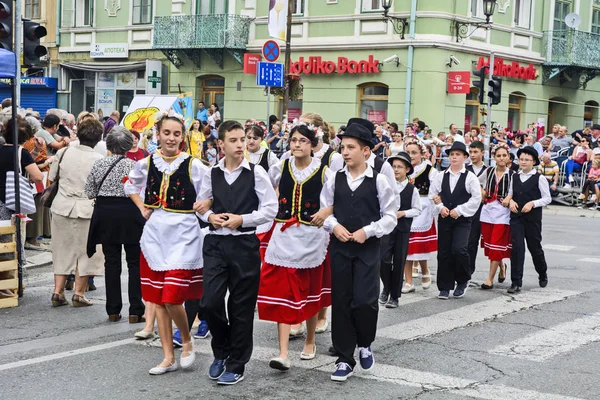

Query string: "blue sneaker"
[[358, 347, 374, 371], [330, 362, 354, 382], [453, 283, 468, 298], [172, 329, 182, 348], [438, 290, 450, 300], [208, 359, 226, 380], [217, 371, 244, 385], [194, 320, 210, 339]]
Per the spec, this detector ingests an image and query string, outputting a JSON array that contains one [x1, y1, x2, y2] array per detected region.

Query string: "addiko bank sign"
[[476, 56, 538, 81], [290, 56, 380, 75]]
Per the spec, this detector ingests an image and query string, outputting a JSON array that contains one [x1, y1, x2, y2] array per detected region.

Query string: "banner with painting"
[[171, 92, 194, 130], [268, 0, 288, 40]]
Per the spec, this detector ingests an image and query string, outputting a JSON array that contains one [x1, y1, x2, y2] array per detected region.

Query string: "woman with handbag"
[[564, 137, 593, 189], [85, 126, 146, 322], [48, 117, 104, 307]]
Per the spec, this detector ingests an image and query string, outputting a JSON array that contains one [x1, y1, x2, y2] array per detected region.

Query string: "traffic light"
[[488, 77, 502, 105], [0, 1, 12, 51], [472, 66, 487, 105], [23, 20, 47, 66]]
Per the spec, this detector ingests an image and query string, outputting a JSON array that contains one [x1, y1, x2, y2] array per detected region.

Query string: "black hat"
[[346, 118, 375, 135], [517, 146, 540, 166], [337, 123, 374, 149], [592, 124, 600, 131], [387, 151, 414, 176], [339, 125, 347, 132], [444, 141, 469, 156]]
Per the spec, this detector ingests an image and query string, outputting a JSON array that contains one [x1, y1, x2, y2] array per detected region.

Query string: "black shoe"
[[539, 276, 548, 288], [480, 283, 494, 290], [507, 285, 521, 294], [328, 346, 339, 356], [385, 298, 399, 308], [498, 263, 507, 283], [378, 290, 389, 305]]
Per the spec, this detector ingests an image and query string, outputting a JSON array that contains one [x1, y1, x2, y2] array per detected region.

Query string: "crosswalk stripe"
[[543, 244, 575, 252], [576, 258, 600, 263], [377, 288, 581, 341], [488, 312, 600, 362]]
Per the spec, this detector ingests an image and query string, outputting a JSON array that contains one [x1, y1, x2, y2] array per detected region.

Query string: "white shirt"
[[429, 166, 483, 218], [508, 169, 552, 209], [469, 163, 488, 187], [396, 179, 422, 219], [320, 165, 397, 239], [314, 143, 344, 172], [198, 158, 278, 235], [452, 133, 465, 143], [247, 146, 279, 169]]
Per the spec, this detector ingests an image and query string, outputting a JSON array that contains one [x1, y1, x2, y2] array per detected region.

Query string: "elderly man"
[[449, 123, 464, 143], [550, 126, 573, 152], [590, 124, 600, 149], [372, 125, 391, 157], [103, 110, 120, 139], [525, 134, 544, 155], [538, 152, 559, 197]]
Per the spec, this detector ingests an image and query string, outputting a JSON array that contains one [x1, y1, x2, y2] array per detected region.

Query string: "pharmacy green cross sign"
[[148, 71, 161, 88]]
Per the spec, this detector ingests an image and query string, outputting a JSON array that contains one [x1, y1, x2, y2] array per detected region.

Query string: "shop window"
[[75, 0, 93, 27], [514, 0, 532, 29], [24, 0, 41, 19], [553, 1, 572, 30], [508, 93, 524, 132], [133, 0, 152, 24], [464, 87, 481, 132], [362, 0, 383, 12], [359, 83, 388, 123], [548, 97, 567, 129], [584, 101, 599, 126], [197, 0, 228, 15], [592, 8, 600, 34]]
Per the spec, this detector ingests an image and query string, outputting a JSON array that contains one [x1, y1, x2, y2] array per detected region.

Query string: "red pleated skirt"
[[257, 227, 274, 263], [257, 253, 332, 325], [140, 253, 203, 306], [480, 222, 512, 261], [408, 223, 438, 255]]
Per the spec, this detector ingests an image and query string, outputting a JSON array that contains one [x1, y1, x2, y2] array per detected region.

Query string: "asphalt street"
[[1, 212, 600, 400]]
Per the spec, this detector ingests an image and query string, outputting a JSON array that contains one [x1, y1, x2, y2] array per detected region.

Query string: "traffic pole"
[[281, 1, 292, 122], [485, 52, 494, 150], [266, 86, 271, 127], [15, 0, 22, 104]]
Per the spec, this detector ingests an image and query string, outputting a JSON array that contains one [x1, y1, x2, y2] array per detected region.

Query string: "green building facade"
[[58, 0, 600, 132]]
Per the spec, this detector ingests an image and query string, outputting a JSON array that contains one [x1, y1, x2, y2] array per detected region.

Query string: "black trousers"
[[184, 299, 205, 330], [330, 237, 380, 368], [380, 229, 410, 300], [201, 234, 260, 375], [437, 217, 472, 291], [467, 205, 482, 275], [510, 216, 548, 287], [102, 242, 144, 316]]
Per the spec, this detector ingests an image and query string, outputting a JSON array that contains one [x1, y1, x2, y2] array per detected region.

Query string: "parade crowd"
[[1, 97, 572, 385]]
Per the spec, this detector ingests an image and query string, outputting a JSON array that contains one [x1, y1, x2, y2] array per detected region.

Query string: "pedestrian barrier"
[[0, 220, 18, 309]]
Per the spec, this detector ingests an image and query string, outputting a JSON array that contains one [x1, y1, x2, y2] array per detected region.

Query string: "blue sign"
[[262, 40, 280, 62], [256, 62, 284, 87]]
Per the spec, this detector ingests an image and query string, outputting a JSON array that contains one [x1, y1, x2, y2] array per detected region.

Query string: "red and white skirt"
[[480, 222, 512, 261], [257, 225, 274, 263], [257, 253, 332, 325], [407, 223, 438, 259], [140, 253, 203, 306]]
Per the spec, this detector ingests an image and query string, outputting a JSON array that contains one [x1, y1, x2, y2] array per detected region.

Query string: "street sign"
[[262, 40, 280, 63], [256, 62, 284, 87]]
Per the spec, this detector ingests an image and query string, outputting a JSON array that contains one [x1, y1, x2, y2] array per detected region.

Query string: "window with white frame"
[[514, 0, 532, 28], [133, 0, 152, 24], [471, 0, 484, 18], [592, 7, 600, 34], [362, 0, 383, 12], [75, 0, 93, 27], [197, 0, 228, 14], [553, 0, 572, 30], [291, 0, 304, 15], [24, 0, 41, 19]]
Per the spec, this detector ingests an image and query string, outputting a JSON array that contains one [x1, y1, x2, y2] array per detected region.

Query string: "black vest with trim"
[[466, 164, 488, 178], [144, 155, 196, 213], [396, 182, 415, 233], [413, 164, 433, 196], [210, 164, 260, 232], [275, 160, 327, 225], [255, 149, 271, 171], [333, 169, 380, 234], [320, 147, 335, 169], [484, 168, 514, 200], [511, 172, 543, 220], [440, 171, 470, 211]]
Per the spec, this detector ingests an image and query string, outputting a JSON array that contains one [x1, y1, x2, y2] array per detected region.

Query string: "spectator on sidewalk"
[[551, 126, 574, 152], [590, 124, 600, 149], [103, 111, 120, 139], [564, 137, 593, 189], [578, 158, 600, 210], [36, 114, 69, 156], [525, 133, 544, 156], [196, 102, 208, 123], [372, 125, 391, 157], [538, 153, 559, 197]]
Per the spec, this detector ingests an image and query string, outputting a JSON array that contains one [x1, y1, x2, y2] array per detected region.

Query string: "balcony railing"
[[542, 30, 600, 68], [153, 14, 252, 50]]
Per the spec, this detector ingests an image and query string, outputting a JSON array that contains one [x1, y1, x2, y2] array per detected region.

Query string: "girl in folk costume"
[[257, 124, 333, 371], [480, 144, 514, 289], [402, 141, 438, 293], [124, 115, 208, 375]]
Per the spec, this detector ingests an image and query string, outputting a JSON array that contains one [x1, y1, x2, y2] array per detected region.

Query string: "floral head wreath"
[[492, 142, 511, 156], [405, 138, 428, 154], [291, 120, 324, 138]]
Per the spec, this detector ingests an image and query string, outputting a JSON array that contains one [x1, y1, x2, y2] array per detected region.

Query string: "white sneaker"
[[149, 361, 178, 375], [401, 283, 415, 293], [563, 184, 571, 190]]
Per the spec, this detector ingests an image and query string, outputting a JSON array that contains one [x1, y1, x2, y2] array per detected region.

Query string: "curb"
[[23, 252, 53, 270]]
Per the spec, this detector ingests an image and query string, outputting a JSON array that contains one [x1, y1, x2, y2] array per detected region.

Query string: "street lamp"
[[382, 0, 408, 40], [454, 0, 497, 42]]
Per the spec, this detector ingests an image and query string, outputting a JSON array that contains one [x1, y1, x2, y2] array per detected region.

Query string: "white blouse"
[[409, 161, 439, 232], [124, 153, 209, 271], [264, 157, 334, 269]]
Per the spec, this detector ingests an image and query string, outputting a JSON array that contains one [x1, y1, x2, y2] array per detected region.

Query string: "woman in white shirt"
[[386, 132, 404, 156]]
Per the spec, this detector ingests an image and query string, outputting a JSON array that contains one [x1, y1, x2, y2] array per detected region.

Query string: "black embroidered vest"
[[144, 155, 196, 213], [255, 149, 271, 171], [413, 164, 433, 196], [275, 160, 327, 225], [396, 182, 415, 233], [320, 147, 335, 169]]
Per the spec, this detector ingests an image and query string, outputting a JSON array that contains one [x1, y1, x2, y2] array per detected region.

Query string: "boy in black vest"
[[465, 140, 487, 275], [380, 152, 422, 308], [430, 142, 482, 300], [196, 120, 278, 385], [321, 119, 397, 382], [507, 146, 551, 294]]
